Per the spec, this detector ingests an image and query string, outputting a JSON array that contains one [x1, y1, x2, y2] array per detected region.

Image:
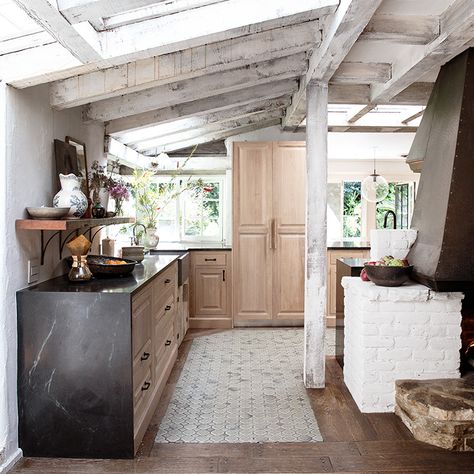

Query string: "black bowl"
[[364, 264, 413, 287], [66, 255, 137, 277]]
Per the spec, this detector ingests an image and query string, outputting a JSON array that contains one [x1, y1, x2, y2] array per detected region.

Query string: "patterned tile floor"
[[155, 329, 323, 443]]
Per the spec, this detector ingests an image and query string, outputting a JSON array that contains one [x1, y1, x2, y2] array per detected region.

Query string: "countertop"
[[151, 242, 232, 252], [19, 254, 180, 295], [327, 241, 371, 250], [150, 241, 369, 251], [337, 257, 369, 268]]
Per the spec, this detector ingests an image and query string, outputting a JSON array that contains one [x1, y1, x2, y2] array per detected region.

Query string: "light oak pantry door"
[[272, 142, 306, 322], [233, 142, 273, 322]]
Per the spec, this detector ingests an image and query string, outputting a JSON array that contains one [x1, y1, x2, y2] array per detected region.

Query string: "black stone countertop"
[[327, 241, 371, 250], [151, 242, 232, 251], [337, 257, 369, 268], [19, 254, 180, 295]]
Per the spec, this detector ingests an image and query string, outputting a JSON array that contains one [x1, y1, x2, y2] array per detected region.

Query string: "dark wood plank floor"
[[12, 329, 474, 473]]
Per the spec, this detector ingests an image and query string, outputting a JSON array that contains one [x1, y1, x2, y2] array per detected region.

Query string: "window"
[[181, 178, 223, 241], [342, 181, 362, 239], [376, 182, 397, 229]]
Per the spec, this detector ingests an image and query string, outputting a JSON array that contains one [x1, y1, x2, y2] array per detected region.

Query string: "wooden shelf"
[[16, 217, 135, 231]]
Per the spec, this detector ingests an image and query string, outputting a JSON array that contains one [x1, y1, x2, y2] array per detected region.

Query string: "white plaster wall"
[[0, 84, 104, 471]]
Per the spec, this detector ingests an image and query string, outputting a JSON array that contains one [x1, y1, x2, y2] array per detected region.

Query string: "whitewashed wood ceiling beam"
[[97, 0, 338, 61], [11, 0, 102, 63], [283, 0, 383, 129], [50, 21, 320, 109], [105, 136, 152, 168], [83, 54, 307, 122], [102, 0, 228, 29], [116, 98, 291, 145], [105, 80, 297, 134], [0, 31, 54, 55], [133, 109, 284, 152], [330, 61, 391, 84], [360, 14, 440, 45], [355, 0, 474, 123], [58, 0, 179, 24], [140, 117, 281, 155], [401, 107, 424, 125]]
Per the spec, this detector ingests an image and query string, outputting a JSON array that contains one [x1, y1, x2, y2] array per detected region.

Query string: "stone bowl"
[[364, 264, 413, 287], [27, 206, 70, 220]]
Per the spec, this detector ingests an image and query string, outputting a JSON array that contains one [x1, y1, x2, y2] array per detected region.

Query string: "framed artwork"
[[65, 136, 90, 198]]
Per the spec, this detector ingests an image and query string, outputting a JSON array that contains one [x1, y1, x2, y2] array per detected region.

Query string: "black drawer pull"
[[164, 278, 171, 284], [205, 258, 216, 261], [141, 352, 150, 361], [165, 305, 172, 311], [141, 381, 151, 391], [165, 340, 172, 346]]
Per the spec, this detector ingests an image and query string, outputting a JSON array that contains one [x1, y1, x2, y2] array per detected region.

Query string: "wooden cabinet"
[[326, 249, 370, 326], [132, 262, 178, 451], [233, 142, 305, 325], [190, 251, 232, 328]]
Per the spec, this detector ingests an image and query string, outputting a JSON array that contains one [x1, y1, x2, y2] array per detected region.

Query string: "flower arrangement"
[[109, 181, 131, 216], [130, 147, 202, 229], [89, 160, 114, 203]]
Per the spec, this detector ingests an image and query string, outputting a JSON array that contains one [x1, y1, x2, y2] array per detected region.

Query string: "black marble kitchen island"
[[17, 254, 180, 459]]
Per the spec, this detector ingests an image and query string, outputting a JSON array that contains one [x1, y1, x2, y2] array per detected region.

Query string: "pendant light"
[[361, 147, 389, 203]]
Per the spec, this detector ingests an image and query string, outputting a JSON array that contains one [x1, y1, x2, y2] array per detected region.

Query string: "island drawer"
[[133, 339, 152, 392], [193, 252, 227, 266], [132, 286, 152, 358]]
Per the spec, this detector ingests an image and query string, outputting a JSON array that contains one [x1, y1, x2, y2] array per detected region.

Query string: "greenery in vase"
[[130, 148, 203, 229]]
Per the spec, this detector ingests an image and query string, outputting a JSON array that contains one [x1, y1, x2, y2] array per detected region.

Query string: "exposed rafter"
[[83, 54, 306, 122], [105, 80, 297, 134], [105, 136, 151, 168], [12, 0, 102, 63], [368, 0, 474, 107], [360, 14, 440, 45], [116, 98, 291, 145], [141, 118, 281, 155], [133, 109, 283, 152], [283, 0, 383, 129], [50, 21, 320, 109], [402, 107, 425, 125]]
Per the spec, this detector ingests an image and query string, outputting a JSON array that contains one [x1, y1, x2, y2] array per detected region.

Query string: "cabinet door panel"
[[272, 143, 306, 321], [274, 233, 305, 320], [233, 142, 273, 321], [235, 233, 272, 320], [194, 267, 227, 316]]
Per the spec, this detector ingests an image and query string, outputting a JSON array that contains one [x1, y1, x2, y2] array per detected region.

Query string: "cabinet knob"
[[164, 279, 171, 284], [141, 381, 151, 391], [141, 352, 150, 361], [165, 340, 172, 346], [165, 305, 172, 311]]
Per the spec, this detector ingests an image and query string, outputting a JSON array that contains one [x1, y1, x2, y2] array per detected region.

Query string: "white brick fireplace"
[[342, 277, 463, 413]]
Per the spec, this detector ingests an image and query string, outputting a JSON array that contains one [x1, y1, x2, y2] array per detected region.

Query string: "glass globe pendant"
[[361, 148, 389, 202]]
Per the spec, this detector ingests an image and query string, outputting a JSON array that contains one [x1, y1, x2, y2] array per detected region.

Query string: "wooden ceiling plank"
[[50, 21, 320, 109]]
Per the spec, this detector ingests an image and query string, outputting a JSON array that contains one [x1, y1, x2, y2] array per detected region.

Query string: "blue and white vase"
[[53, 173, 88, 219]]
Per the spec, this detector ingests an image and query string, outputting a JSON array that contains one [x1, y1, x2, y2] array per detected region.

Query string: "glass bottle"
[[68, 255, 93, 282]]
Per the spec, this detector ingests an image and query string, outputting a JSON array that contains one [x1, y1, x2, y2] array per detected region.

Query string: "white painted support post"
[[304, 81, 328, 388]]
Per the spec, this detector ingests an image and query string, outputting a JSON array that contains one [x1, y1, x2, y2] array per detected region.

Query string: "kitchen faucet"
[[132, 223, 146, 245], [383, 210, 397, 229]]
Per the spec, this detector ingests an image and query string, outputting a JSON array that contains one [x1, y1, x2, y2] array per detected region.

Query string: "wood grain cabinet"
[[189, 251, 232, 328], [17, 257, 179, 459], [233, 142, 305, 325]]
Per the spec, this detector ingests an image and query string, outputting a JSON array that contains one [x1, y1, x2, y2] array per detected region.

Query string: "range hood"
[[407, 48, 474, 292]]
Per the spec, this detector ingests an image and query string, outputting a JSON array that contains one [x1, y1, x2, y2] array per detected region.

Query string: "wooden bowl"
[[27, 207, 70, 219], [66, 255, 137, 277], [364, 264, 413, 287]]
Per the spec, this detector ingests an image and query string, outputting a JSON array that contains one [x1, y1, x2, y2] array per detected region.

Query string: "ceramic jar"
[[53, 173, 88, 219]]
